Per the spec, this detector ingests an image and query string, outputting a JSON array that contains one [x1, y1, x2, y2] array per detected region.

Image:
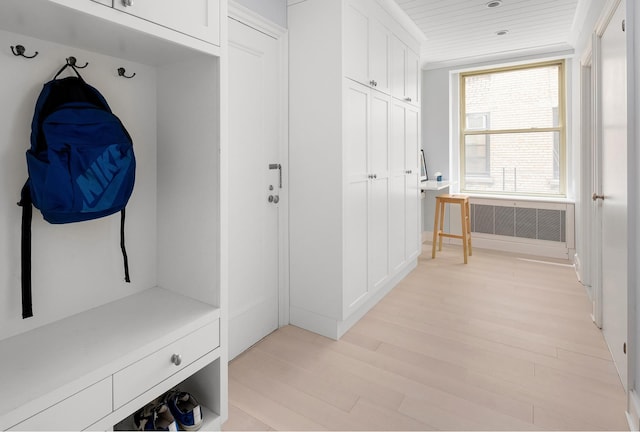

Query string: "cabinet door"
[[390, 101, 420, 269], [405, 105, 421, 259], [344, 81, 370, 312], [390, 35, 406, 101], [344, 2, 370, 87], [369, 18, 391, 94], [114, 0, 220, 45], [368, 91, 390, 291], [389, 102, 406, 272], [406, 48, 420, 106], [344, 1, 390, 95]]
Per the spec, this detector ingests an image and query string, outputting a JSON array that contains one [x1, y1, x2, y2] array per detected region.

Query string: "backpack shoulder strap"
[[121, 208, 130, 283], [17, 183, 33, 319]]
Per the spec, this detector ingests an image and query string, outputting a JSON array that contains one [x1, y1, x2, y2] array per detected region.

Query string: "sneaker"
[[164, 390, 204, 431], [134, 403, 179, 431]]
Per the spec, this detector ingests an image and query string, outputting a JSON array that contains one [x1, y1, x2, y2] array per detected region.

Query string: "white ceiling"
[[395, 0, 583, 69]]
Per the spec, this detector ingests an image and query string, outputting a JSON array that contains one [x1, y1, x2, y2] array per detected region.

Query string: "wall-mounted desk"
[[421, 180, 451, 191]]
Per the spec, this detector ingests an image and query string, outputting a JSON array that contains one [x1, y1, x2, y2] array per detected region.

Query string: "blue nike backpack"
[[18, 63, 135, 318]]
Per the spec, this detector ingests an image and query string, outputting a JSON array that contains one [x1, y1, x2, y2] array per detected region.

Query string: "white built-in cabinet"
[[0, 0, 227, 430], [344, 0, 392, 95], [390, 100, 421, 272], [391, 35, 420, 105], [99, 0, 221, 46], [289, 0, 422, 339], [344, 80, 391, 312]]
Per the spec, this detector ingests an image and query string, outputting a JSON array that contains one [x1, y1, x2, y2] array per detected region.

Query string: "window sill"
[[462, 192, 575, 204]]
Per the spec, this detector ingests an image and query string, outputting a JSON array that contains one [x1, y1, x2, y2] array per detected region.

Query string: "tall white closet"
[[0, 1, 228, 430], [288, 0, 423, 339]]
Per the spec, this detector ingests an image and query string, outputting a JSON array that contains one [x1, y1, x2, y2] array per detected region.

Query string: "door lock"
[[269, 163, 282, 189]]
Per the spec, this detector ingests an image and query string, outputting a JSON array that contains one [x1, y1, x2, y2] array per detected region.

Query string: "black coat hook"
[[11, 45, 38, 59], [66, 56, 88, 68], [117, 67, 136, 79]]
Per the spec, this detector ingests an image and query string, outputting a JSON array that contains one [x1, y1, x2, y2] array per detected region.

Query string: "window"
[[460, 60, 566, 196], [465, 113, 490, 176]]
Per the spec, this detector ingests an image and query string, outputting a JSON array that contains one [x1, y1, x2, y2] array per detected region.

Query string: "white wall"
[[234, 0, 287, 28], [0, 30, 158, 340], [421, 68, 450, 182]]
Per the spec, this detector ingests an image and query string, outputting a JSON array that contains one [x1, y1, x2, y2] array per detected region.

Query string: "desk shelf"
[[420, 180, 451, 191]]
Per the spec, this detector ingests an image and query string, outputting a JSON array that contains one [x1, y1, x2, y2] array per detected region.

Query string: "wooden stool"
[[432, 194, 472, 264]]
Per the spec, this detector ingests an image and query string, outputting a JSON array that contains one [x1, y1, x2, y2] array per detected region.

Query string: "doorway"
[[592, 0, 628, 390], [228, 12, 288, 360]]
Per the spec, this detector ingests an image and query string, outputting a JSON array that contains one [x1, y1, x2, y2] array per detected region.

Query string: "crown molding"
[[228, 1, 287, 39]]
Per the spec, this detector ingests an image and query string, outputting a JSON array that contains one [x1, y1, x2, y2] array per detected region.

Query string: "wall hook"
[[117, 67, 136, 79], [66, 56, 89, 68], [11, 45, 38, 59]]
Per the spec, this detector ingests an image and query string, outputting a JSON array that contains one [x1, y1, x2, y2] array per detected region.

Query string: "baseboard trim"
[[628, 390, 640, 431], [574, 253, 583, 282], [290, 306, 340, 340], [336, 260, 416, 339], [423, 230, 569, 260], [290, 259, 418, 340]]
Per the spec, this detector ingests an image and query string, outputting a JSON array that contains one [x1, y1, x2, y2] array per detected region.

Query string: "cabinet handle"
[[406, 170, 412, 174], [373, 174, 377, 179], [369, 80, 375, 86], [122, 0, 133, 6], [171, 354, 182, 366], [404, 97, 412, 102]]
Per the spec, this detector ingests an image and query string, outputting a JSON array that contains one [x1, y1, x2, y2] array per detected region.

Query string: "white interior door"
[[228, 18, 280, 360], [599, 0, 628, 389]]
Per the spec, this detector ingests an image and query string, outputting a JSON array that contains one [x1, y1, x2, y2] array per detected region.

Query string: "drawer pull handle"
[[171, 354, 182, 366]]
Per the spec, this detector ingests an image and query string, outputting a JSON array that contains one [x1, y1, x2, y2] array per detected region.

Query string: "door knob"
[[592, 193, 605, 201], [268, 195, 274, 203], [171, 354, 182, 366], [273, 195, 280, 204]]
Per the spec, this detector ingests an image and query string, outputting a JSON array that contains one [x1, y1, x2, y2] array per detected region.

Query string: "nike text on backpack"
[[17, 62, 135, 319]]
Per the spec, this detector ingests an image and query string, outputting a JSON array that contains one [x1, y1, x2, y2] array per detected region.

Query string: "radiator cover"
[[470, 204, 567, 243]]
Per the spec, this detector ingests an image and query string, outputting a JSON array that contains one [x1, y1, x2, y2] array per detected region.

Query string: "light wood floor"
[[223, 243, 628, 431]]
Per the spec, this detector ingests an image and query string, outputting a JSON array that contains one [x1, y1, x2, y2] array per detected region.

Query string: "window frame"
[[459, 60, 567, 197]]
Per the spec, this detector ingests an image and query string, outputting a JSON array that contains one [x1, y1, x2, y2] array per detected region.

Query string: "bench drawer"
[[11, 377, 112, 431], [113, 320, 219, 408]]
